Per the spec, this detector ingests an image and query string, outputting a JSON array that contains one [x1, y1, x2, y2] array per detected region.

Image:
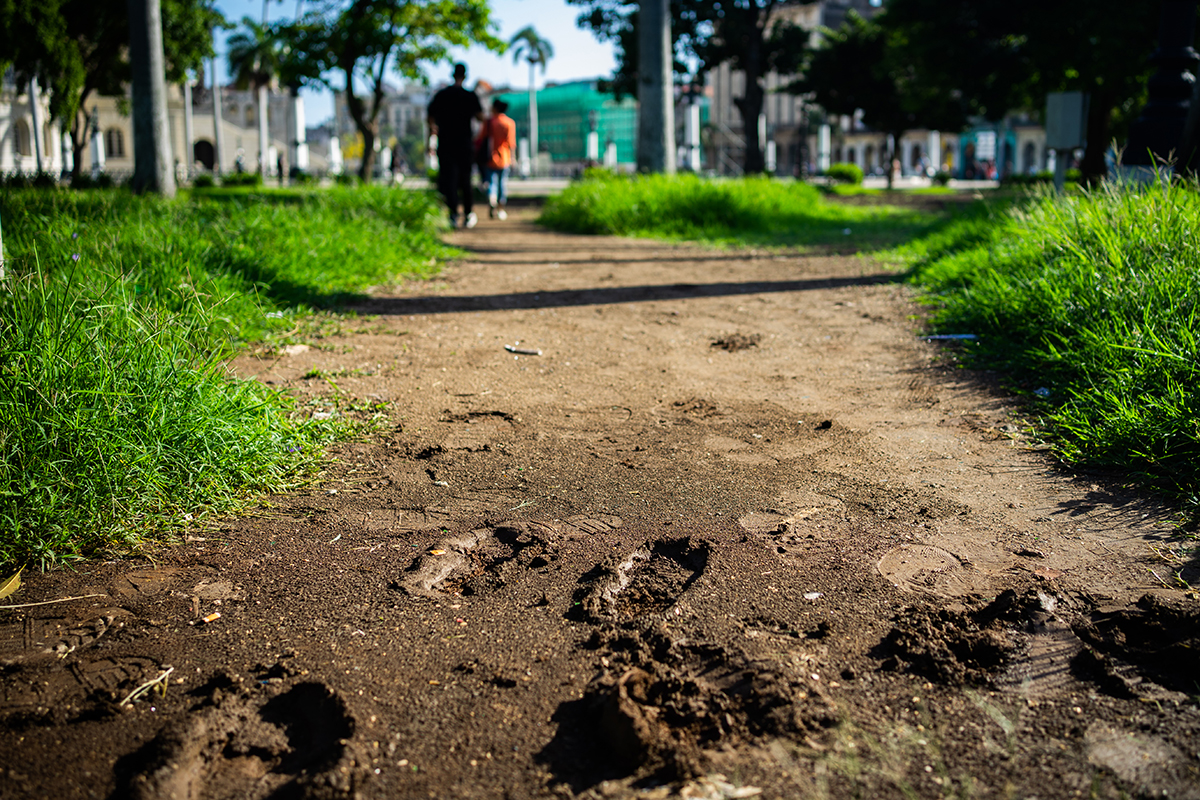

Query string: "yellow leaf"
[[0, 568, 23, 601]]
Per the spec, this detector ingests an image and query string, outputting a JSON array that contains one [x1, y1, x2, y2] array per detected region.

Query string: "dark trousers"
[[437, 155, 473, 216]]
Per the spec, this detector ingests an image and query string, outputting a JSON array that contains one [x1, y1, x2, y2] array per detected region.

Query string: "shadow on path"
[[353, 273, 900, 316]]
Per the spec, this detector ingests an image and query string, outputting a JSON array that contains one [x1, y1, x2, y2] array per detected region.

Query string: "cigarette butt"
[[201, 612, 221, 624]]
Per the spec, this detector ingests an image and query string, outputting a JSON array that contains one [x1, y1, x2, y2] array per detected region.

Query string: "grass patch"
[[892, 180, 1200, 510], [0, 186, 450, 568], [537, 171, 939, 250]]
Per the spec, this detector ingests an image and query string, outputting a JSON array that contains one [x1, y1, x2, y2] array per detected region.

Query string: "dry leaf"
[[0, 568, 23, 601]]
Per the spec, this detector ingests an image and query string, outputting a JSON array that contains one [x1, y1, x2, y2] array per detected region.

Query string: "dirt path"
[[4, 210, 1199, 800]]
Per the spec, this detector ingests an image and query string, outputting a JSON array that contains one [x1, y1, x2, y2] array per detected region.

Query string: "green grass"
[[890, 180, 1200, 508], [0, 186, 452, 568], [538, 171, 939, 250]]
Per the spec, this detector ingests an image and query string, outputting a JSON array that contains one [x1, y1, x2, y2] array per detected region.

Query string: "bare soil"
[[3, 209, 1199, 800]]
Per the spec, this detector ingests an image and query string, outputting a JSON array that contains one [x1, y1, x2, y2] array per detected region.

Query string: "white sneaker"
[[465, 211, 478, 229], [496, 208, 507, 221]]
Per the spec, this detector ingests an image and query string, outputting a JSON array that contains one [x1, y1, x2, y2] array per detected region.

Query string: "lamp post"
[[1124, 1, 1198, 168]]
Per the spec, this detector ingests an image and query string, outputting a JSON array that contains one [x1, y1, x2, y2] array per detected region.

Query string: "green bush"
[[826, 162, 864, 185], [192, 172, 216, 188], [539, 172, 932, 249], [222, 171, 263, 187], [931, 170, 952, 186]]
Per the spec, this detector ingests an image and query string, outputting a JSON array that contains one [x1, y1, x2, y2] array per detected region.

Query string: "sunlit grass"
[[891, 180, 1200, 507], [0, 186, 451, 567], [538, 171, 939, 250]]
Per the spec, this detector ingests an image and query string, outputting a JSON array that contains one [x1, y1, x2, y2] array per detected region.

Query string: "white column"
[[927, 130, 941, 174], [604, 140, 618, 168], [586, 130, 599, 161], [90, 110, 106, 176], [329, 135, 343, 174], [518, 137, 530, 177], [257, 84, 269, 174], [766, 140, 777, 173], [685, 103, 701, 172], [183, 80, 194, 177], [61, 131, 74, 173], [293, 92, 309, 170], [817, 124, 831, 172]]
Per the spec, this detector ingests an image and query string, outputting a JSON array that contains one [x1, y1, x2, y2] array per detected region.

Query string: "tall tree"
[[509, 25, 553, 167], [279, 0, 502, 181], [636, 0, 673, 172], [0, 0, 222, 181], [228, 18, 281, 174], [128, 0, 175, 195], [569, 0, 808, 173]]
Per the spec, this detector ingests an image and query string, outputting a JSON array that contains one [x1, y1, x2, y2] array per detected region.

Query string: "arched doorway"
[[194, 139, 215, 170]]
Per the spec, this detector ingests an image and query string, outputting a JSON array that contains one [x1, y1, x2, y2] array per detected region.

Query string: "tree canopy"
[[279, 0, 503, 180]]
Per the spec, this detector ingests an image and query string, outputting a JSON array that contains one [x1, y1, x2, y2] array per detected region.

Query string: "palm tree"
[[227, 18, 280, 175], [509, 26, 553, 173]]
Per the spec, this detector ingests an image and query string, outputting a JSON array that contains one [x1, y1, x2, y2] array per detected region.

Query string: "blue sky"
[[210, 0, 619, 123]]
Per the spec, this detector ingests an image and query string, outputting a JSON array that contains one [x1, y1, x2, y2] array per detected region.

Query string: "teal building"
[[493, 80, 638, 166]]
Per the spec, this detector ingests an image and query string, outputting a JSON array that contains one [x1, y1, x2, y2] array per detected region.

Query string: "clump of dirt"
[[543, 624, 836, 786], [1073, 594, 1200, 699], [710, 333, 761, 352], [878, 589, 1063, 685]]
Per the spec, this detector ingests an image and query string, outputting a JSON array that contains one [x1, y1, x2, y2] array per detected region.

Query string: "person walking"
[[427, 63, 483, 228], [482, 99, 517, 220]]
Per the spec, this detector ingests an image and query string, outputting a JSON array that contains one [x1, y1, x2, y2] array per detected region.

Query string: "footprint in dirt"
[[396, 518, 591, 598], [569, 537, 710, 624], [0, 614, 123, 666], [119, 681, 367, 800]]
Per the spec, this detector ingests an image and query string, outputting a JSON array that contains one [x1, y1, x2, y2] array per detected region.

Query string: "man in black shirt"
[[427, 63, 484, 228]]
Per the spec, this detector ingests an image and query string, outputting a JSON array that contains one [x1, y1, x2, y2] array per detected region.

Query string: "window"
[[245, 107, 255, 127], [864, 144, 875, 167], [105, 128, 125, 158], [845, 146, 856, 165], [14, 119, 31, 156]]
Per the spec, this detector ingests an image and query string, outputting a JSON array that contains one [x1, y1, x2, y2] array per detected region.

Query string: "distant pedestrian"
[[427, 63, 484, 228], [481, 99, 516, 220]]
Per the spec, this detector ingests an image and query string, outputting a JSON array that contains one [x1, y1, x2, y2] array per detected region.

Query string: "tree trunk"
[[69, 90, 94, 182], [211, 55, 225, 175], [735, 18, 766, 174], [359, 125, 377, 181], [636, 0, 675, 173], [127, 0, 176, 196]]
